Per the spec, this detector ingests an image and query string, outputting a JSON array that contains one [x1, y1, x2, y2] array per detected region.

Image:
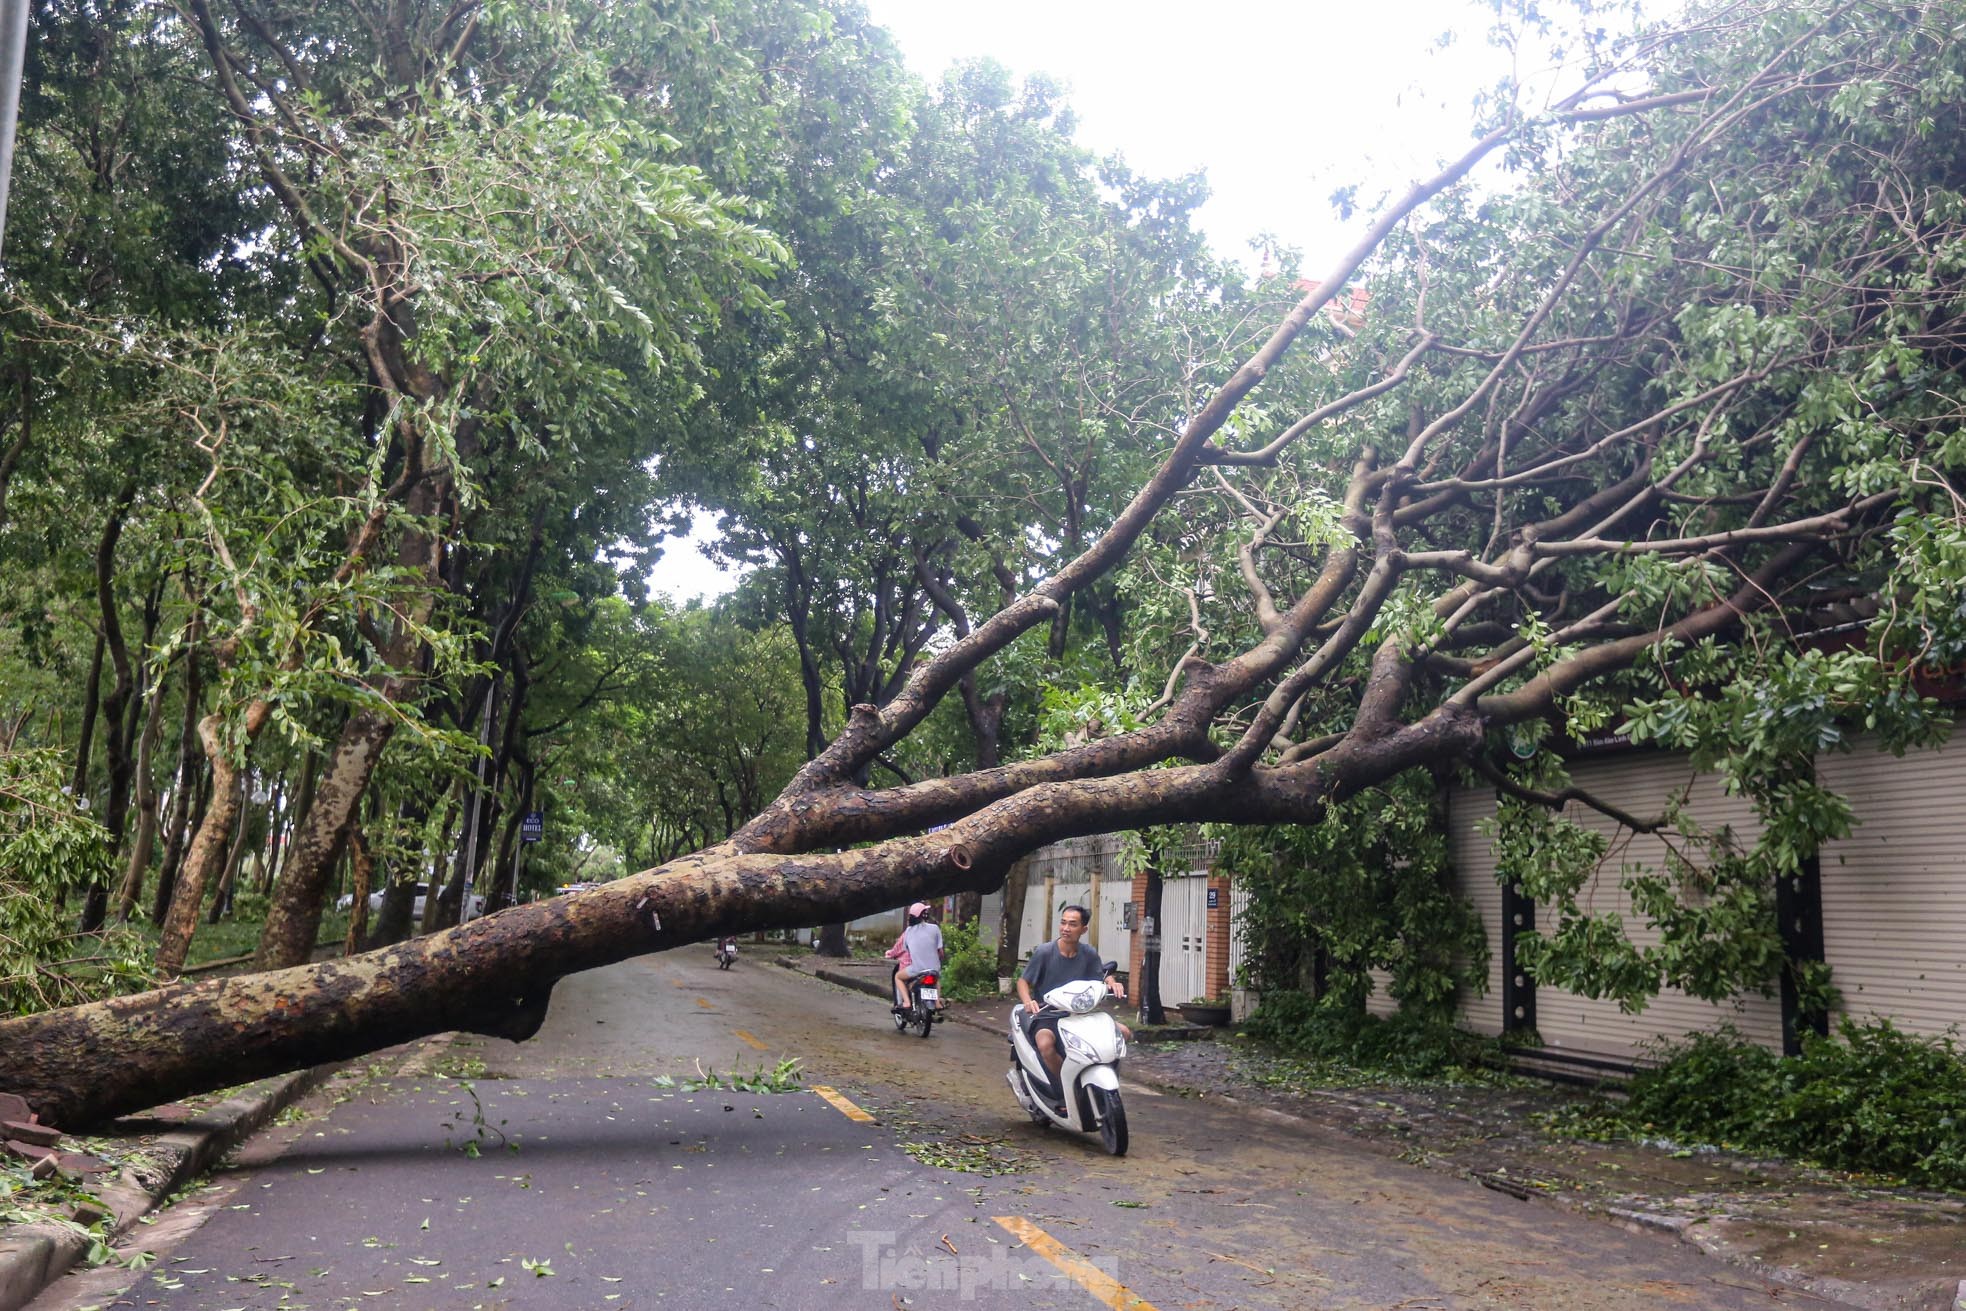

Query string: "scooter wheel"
[[1087, 1086, 1128, 1157], [892, 1008, 910, 1032]]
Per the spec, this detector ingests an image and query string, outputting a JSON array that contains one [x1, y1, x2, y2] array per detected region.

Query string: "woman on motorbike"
[[887, 901, 942, 1012]]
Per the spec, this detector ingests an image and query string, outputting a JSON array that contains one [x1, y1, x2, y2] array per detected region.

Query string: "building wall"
[[1010, 725, 1965, 1056]]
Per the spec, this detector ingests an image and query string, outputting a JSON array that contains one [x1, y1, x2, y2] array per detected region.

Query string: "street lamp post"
[[0, 0, 27, 257]]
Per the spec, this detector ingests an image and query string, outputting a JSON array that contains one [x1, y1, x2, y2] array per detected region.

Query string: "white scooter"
[[1006, 978, 1129, 1155]]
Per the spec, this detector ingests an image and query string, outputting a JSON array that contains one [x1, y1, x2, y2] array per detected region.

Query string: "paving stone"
[[0, 1122, 60, 1149]]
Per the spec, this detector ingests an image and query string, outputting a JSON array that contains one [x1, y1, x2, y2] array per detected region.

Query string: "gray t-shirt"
[[900, 921, 943, 975], [1021, 940, 1107, 1001]]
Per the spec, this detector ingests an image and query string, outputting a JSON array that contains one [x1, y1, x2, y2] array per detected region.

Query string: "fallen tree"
[[8, 0, 1966, 1126]]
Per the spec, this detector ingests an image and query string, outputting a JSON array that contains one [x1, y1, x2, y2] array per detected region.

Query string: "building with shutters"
[[1008, 715, 1965, 1065]]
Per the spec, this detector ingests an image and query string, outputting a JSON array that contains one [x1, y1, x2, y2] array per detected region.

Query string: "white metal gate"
[[1229, 880, 1252, 988], [1158, 874, 1208, 1005]]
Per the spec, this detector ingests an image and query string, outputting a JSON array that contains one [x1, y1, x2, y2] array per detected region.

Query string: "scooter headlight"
[[1062, 1029, 1100, 1065]]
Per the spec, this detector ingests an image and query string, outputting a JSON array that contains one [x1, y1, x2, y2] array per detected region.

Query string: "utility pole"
[[0, 0, 29, 257]]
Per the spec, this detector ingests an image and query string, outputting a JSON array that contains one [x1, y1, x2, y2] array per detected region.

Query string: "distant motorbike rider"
[[1016, 905, 1129, 1097], [889, 901, 943, 1012]]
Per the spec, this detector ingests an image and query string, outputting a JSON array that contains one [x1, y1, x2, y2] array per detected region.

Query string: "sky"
[[647, 0, 1590, 601]]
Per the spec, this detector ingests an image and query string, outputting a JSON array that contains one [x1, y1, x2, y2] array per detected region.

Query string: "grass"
[[127, 906, 354, 971]]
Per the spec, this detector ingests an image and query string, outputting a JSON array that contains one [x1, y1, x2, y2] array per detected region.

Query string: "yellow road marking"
[[993, 1216, 1158, 1310], [810, 1085, 875, 1123], [695, 996, 715, 1009], [669, 977, 688, 987], [733, 1029, 768, 1051]]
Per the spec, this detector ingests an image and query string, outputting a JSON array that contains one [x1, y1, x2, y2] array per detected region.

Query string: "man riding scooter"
[[1016, 904, 1128, 1107]]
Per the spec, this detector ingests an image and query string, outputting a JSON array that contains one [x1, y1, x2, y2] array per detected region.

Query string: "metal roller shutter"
[[1530, 753, 1785, 1058], [1816, 724, 1966, 1041], [1449, 784, 1507, 1037], [1450, 759, 1786, 1058]]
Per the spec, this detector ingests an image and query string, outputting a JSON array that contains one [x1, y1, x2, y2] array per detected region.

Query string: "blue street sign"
[[521, 811, 544, 843]]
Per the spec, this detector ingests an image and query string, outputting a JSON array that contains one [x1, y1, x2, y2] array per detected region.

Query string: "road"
[[36, 949, 1815, 1309]]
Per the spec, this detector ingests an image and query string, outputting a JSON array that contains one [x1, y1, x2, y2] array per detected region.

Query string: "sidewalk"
[[788, 954, 1966, 1311], [0, 1038, 453, 1311]]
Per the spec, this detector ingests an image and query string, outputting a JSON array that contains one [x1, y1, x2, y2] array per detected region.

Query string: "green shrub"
[[936, 920, 998, 1002], [0, 748, 155, 1014], [1614, 1020, 1966, 1189], [1243, 988, 1506, 1081], [1622, 1027, 1782, 1145]]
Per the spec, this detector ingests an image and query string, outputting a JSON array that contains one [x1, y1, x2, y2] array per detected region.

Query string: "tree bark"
[[0, 727, 1474, 1127], [69, 629, 105, 818], [342, 822, 373, 957], [0, 829, 1013, 1126], [367, 791, 450, 950], [995, 857, 1030, 977], [81, 487, 141, 931], [271, 750, 319, 894], [154, 701, 267, 977], [147, 654, 205, 923], [255, 707, 394, 966], [152, 759, 209, 927], [110, 654, 175, 923], [254, 771, 286, 897], [206, 784, 255, 924], [1140, 864, 1166, 1026]]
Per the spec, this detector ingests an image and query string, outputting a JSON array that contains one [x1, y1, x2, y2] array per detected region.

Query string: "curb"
[[783, 958, 1914, 1311], [0, 1064, 337, 1311]]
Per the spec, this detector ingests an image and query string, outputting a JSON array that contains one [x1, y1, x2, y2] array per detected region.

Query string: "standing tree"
[[6, 0, 1966, 1127]]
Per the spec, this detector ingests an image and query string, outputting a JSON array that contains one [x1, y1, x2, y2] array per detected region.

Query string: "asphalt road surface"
[[37, 947, 1818, 1309]]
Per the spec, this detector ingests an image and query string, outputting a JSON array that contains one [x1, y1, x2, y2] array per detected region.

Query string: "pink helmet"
[[907, 901, 932, 918]]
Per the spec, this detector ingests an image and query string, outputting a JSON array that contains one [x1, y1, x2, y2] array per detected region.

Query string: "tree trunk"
[[0, 826, 1027, 1127], [255, 708, 393, 967], [270, 750, 319, 894], [0, 711, 1477, 1125], [367, 871, 421, 949], [152, 761, 209, 927], [256, 458, 448, 968], [110, 655, 174, 922], [484, 804, 520, 918], [368, 793, 451, 950], [815, 921, 848, 957], [995, 857, 1031, 977], [431, 667, 514, 932], [206, 778, 255, 923], [489, 756, 534, 914], [69, 631, 104, 808], [147, 653, 205, 924], [81, 488, 140, 932], [1141, 864, 1166, 1026], [342, 823, 374, 957], [254, 771, 286, 897], [155, 701, 268, 977]]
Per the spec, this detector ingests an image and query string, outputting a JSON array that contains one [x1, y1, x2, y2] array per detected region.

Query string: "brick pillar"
[[1127, 869, 1148, 999], [1205, 875, 1232, 1000]]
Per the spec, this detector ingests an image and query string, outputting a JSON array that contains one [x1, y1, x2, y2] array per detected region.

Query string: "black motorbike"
[[890, 965, 941, 1039]]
